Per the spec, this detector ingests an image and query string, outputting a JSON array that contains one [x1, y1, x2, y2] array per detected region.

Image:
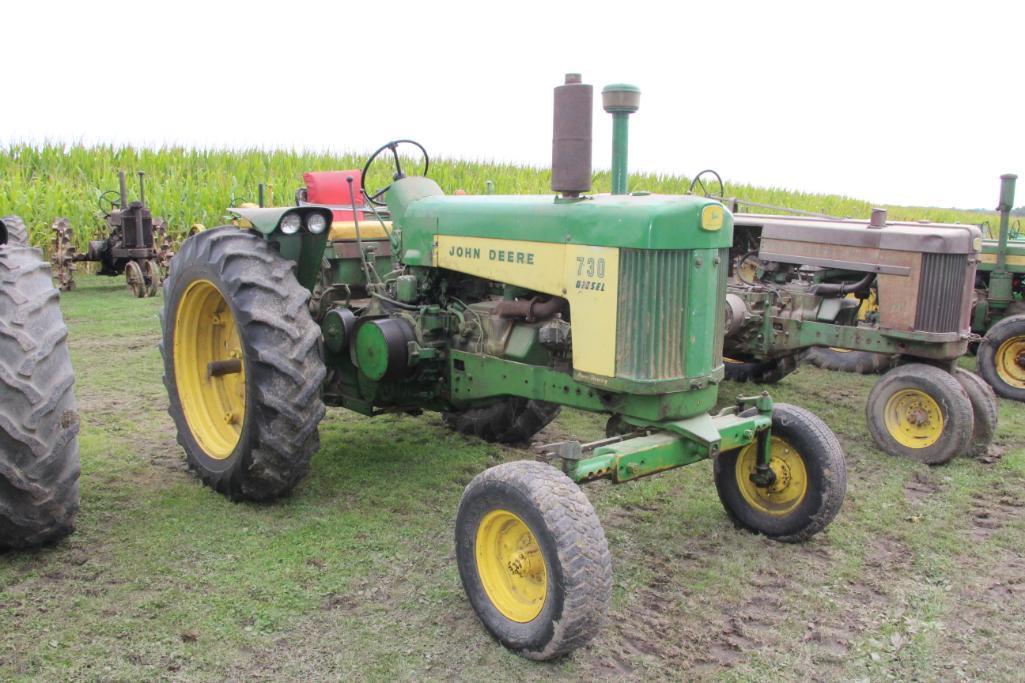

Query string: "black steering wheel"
[[361, 139, 429, 206], [98, 189, 122, 216], [687, 169, 725, 199]]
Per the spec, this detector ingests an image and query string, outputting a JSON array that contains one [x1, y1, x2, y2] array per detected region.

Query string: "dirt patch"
[[904, 471, 940, 505], [968, 488, 1025, 541]]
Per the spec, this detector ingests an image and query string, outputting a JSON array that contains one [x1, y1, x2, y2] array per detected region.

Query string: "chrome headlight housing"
[[280, 213, 302, 235], [306, 213, 328, 234]]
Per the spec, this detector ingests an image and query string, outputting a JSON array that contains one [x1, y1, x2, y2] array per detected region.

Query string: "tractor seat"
[[301, 170, 367, 222], [301, 170, 391, 241]]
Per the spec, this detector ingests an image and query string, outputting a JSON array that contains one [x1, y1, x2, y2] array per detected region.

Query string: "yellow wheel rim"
[[173, 280, 246, 460], [995, 336, 1025, 389], [883, 389, 943, 449], [475, 510, 547, 622], [735, 436, 808, 516]]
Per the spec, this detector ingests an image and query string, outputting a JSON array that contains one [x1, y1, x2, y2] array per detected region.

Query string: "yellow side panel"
[[435, 236, 619, 377], [979, 253, 1025, 267], [329, 221, 391, 241]]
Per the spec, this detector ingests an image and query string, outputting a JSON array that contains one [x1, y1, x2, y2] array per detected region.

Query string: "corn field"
[[0, 143, 1007, 251]]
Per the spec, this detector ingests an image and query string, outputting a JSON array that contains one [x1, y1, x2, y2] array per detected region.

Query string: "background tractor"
[[974, 174, 1025, 401], [158, 74, 847, 660], [0, 215, 80, 549], [721, 208, 996, 465], [51, 171, 173, 297]]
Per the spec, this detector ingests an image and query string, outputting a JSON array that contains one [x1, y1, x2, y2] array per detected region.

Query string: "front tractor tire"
[[160, 227, 326, 501], [0, 244, 80, 549], [443, 398, 561, 444], [455, 460, 612, 660], [714, 403, 846, 543], [865, 363, 973, 465], [952, 368, 998, 459], [978, 314, 1025, 401]]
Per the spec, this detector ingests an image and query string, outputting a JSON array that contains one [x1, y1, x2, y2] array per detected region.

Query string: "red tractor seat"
[[303, 170, 365, 221]]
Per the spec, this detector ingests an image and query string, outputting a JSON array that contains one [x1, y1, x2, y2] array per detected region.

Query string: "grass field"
[[0, 143, 1015, 250], [1, 274, 1023, 681]]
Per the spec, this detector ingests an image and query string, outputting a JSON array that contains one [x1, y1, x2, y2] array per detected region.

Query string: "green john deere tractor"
[[0, 216, 81, 549], [159, 75, 847, 659], [974, 174, 1025, 401]]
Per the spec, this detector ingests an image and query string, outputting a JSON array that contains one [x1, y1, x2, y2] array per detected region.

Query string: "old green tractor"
[[974, 174, 1025, 401], [719, 207, 995, 465], [159, 75, 847, 659], [0, 215, 80, 549]]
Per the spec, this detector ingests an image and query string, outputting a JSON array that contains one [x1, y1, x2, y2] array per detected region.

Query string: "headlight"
[[306, 213, 327, 234], [280, 213, 302, 235]]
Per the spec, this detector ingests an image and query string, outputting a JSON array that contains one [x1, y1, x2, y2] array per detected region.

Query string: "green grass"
[[1, 143, 1012, 250], [1, 275, 1023, 681]]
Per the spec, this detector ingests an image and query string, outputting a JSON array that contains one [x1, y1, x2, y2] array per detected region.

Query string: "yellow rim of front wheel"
[[995, 336, 1025, 389], [735, 436, 808, 516], [173, 280, 247, 460], [883, 388, 943, 449], [475, 509, 547, 623]]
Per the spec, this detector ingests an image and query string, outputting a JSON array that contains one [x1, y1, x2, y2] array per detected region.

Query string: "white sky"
[[4, 0, 1023, 209]]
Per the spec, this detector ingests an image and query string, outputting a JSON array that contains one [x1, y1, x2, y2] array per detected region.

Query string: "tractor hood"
[[387, 177, 733, 267]]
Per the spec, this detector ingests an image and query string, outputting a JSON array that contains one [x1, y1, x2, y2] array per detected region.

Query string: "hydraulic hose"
[[808, 272, 876, 298]]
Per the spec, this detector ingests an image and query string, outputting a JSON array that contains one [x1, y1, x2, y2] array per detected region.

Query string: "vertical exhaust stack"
[[602, 84, 640, 195], [552, 73, 593, 198], [997, 173, 1018, 272], [118, 171, 128, 211]]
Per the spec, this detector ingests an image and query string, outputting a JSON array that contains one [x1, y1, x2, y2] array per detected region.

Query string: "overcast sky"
[[4, 0, 1023, 209]]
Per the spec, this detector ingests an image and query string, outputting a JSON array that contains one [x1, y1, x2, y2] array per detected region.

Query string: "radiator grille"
[[713, 248, 728, 367], [616, 250, 687, 380], [915, 253, 969, 333]]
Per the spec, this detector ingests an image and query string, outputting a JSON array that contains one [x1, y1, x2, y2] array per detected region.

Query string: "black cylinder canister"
[[551, 73, 593, 197]]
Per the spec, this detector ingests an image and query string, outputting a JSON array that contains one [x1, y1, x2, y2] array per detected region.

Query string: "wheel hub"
[[475, 510, 547, 623], [735, 436, 808, 516], [995, 336, 1025, 389], [883, 388, 943, 448], [173, 280, 247, 460]]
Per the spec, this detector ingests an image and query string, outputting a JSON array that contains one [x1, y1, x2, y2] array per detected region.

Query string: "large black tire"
[[805, 347, 893, 375], [160, 227, 326, 501], [0, 245, 80, 549], [866, 364, 973, 465], [0, 215, 28, 247], [714, 403, 846, 543], [723, 354, 798, 384], [443, 398, 560, 444], [978, 314, 1025, 401], [951, 368, 998, 459], [455, 460, 612, 660]]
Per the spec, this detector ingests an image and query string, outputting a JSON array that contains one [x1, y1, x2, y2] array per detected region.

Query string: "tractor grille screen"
[[616, 249, 687, 380], [915, 253, 969, 333], [713, 248, 728, 367]]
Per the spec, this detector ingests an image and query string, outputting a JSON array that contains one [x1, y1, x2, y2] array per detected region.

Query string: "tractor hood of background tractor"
[[387, 177, 733, 267]]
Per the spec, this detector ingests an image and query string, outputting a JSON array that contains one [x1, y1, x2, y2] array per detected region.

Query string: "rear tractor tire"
[[951, 368, 998, 459], [443, 398, 561, 444], [160, 227, 326, 501], [0, 244, 80, 549], [714, 403, 846, 543], [805, 347, 893, 375], [1, 215, 29, 247], [455, 460, 612, 660], [977, 314, 1025, 402], [723, 354, 798, 384], [866, 363, 974, 465]]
